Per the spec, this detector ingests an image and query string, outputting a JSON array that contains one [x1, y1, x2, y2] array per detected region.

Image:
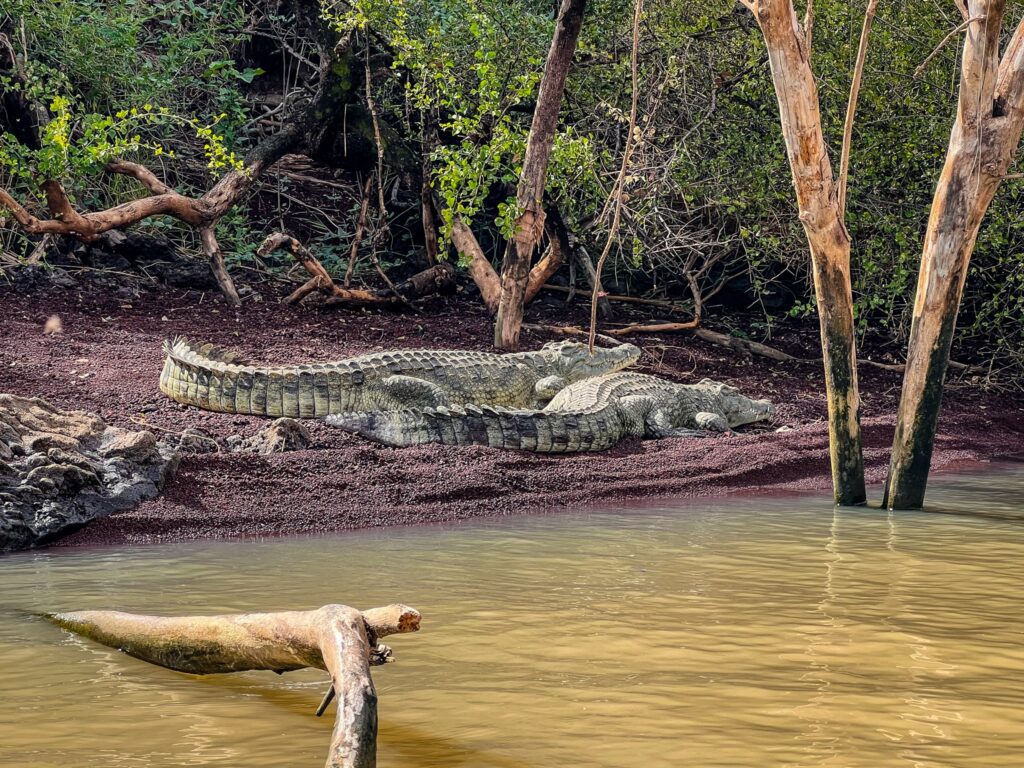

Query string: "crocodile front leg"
[[533, 375, 567, 406], [645, 407, 713, 439], [363, 375, 451, 411], [693, 411, 730, 433]]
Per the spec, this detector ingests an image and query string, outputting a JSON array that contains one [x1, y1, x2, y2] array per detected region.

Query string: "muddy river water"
[[2, 466, 1024, 767]]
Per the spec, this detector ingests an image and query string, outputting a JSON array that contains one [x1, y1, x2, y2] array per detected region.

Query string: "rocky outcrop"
[[0, 395, 178, 551]]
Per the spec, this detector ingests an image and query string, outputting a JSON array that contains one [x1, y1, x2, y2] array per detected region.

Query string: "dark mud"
[[1, 282, 1021, 546]]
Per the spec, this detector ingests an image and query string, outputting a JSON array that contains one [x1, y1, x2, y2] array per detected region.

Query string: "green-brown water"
[[2, 466, 1024, 767]]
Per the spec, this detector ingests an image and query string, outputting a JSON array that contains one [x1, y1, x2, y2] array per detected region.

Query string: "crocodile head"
[[697, 379, 775, 428], [539, 340, 642, 382]]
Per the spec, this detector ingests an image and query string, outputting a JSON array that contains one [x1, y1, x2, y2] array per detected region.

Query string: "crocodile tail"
[[160, 337, 204, 408], [160, 337, 267, 415], [327, 407, 473, 448], [327, 405, 620, 453], [162, 338, 361, 417]]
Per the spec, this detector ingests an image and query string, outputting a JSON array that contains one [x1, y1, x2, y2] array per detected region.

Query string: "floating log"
[[49, 603, 421, 768]]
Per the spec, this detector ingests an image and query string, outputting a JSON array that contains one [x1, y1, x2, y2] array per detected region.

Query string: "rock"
[[229, 418, 311, 455], [101, 429, 158, 461], [0, 395, 178, 552], [48, 270, 78, 290], [172, 427, 220, 455]]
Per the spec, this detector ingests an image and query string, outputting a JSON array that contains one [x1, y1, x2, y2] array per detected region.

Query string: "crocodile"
[[159, 337, 641, 418], [326, 372, 775, 453]]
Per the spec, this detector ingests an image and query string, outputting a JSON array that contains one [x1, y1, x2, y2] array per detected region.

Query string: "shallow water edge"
[[2, 464, 1024, 767]]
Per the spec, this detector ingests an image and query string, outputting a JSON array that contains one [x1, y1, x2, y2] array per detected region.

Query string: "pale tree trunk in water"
[[886, 4, 1024, 508], [741, 0, 866, 505], [49, 604, 421, 768], [493, 0, 588, 350]]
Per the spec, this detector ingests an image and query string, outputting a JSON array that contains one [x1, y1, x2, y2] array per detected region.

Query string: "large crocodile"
[[327, 372, 774, 453], [159, 337, 641, 418]]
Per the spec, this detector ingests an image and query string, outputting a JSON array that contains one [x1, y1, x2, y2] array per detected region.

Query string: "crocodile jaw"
[[727, 398, 775, 428]]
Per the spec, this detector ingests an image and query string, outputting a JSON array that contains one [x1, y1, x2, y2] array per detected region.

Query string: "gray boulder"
[[0, 395, 178, 551]]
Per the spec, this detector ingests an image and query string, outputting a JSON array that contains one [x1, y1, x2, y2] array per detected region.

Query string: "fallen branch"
[[694, 328, 986, 373], [610, 320, 700, 336], [526, 321, 987, 374], [49, 604, 421, 768], [692, 327, 797, 362], [382, 261, 455, 302], [522, 322, 621, 347], [539, 283, 686, 309], [260, 233, 384, 305], [258, 232, 454, 308]]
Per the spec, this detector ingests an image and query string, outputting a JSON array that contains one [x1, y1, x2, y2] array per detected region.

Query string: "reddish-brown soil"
[[1, 280, 1021, 547]]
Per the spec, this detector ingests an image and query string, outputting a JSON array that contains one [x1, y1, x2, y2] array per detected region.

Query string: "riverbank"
[[1, 282, 1021, 546]]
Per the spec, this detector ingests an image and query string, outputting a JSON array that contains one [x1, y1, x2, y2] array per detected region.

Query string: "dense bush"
[[2, 0, 1022, 377]]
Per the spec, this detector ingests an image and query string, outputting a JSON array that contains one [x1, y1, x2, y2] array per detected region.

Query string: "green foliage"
[[8, 0, 253, 133], [3, 0, 1023, 377], [610, 0, 1024, 371], [1, 0, 253, 202], [323, 0, 603, 256], [0, 93, 242, 204]]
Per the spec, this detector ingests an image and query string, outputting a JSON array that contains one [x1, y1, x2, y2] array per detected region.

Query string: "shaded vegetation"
[[1, 0, 1022, 379]]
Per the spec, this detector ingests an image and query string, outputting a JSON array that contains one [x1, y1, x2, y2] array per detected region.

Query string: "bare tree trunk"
[[493, 0, 588, 350], [49, 604, 421, 768], [420, 114, 441, 266], [742, 0, 866, 505], [886, 5, 1024, 508]]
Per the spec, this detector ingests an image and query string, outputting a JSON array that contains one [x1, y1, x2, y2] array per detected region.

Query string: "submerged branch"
[[49, 604, 421, 768]]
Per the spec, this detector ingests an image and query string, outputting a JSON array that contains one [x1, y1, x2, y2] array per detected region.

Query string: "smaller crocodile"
[[159, 338, 641, 417], [327, 372, 775, 453]]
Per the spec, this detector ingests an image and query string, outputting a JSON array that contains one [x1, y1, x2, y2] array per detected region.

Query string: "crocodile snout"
[[751, 398, 775, 423], [731, 397, 774, 427]]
